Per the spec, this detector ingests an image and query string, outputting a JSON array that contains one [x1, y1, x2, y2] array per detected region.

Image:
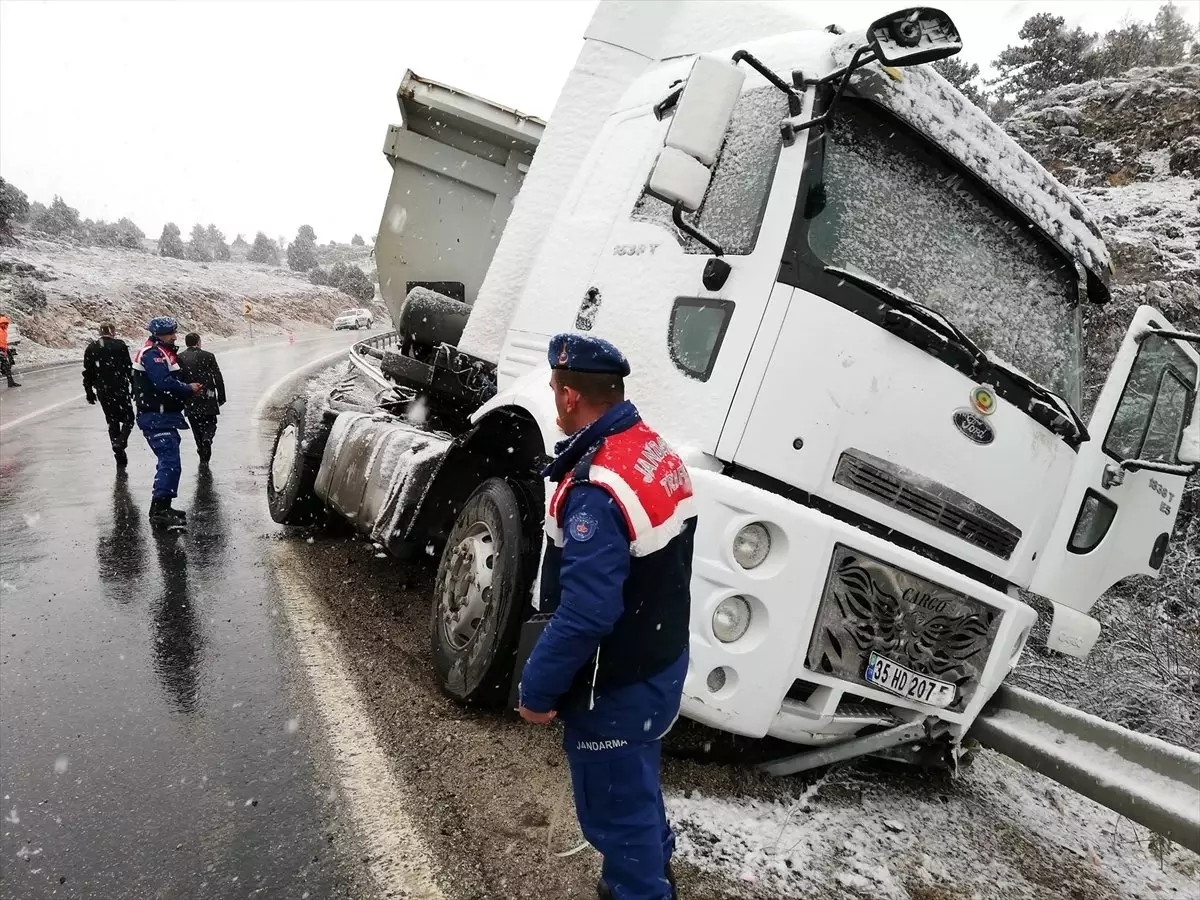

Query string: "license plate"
[[866, 652, 955, 708]]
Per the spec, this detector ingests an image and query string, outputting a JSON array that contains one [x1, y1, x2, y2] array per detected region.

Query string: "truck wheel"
[[431, 477, 536, 706], [268, 396, 329, 526]]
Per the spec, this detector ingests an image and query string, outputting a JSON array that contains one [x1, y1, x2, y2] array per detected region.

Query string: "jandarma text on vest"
[[575, 739, 629, 751]]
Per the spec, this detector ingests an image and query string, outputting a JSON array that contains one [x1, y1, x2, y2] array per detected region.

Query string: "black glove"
[[85, 391, 96, 405]]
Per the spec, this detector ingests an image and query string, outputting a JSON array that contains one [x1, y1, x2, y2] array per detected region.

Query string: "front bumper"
[[682, 469, 1036, 744]]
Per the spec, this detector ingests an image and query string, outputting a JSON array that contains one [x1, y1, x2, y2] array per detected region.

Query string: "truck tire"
[[268, 396, 330, 526], [431, 477, 537, 706]]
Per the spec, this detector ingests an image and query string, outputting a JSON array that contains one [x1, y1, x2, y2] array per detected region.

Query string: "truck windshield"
[[806, 99, 1083, 411]]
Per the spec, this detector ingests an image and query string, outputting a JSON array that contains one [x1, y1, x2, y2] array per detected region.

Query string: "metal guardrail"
[[971, 685, 1200, 853], [348, 330, 400, 390]]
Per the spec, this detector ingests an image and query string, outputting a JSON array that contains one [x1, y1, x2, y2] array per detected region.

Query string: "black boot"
[[114, 448, 128, 469], [597, 869, 675, 900], [148, 497, 171, 524], [162, 500, 187, 523]]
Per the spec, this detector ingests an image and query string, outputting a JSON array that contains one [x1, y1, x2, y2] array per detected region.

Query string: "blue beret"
[[148, 316, 179, 336], [548, 333, 630, 377]]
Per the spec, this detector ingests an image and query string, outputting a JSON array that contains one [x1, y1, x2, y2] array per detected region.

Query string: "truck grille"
[[806, 544, 1003, 713], [834, 449, 1021, 559]]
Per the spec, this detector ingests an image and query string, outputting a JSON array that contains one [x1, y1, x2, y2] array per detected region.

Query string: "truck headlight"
[[712, 595, 752, 643], [732, 523, 771, 569]]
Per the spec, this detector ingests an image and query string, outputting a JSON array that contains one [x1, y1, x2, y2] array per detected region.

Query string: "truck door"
[[555, 81, 810, 455], [1030, 305, 1199, 612]]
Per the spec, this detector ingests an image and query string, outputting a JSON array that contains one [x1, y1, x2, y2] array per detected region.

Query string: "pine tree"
[[351, 233, 365, 247], [32, 195, 82, 238], [185, 223, 212, 261], [1095, 17, 1159, 76], [159, 222, 186, 259], [287, 223, 319, 271], [1154, 1, 1195, 65], [246, 231, 280, 265], [325, 262, 375, 303], [991, 14, 1099, 106], [206, 224, 230, 261], [0, 178, 30, 241], [114, 217, 144, 250]]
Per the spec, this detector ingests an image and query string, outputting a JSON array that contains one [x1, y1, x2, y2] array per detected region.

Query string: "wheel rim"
[[439, 521, 496, 651], [272, 423, 298, 490]]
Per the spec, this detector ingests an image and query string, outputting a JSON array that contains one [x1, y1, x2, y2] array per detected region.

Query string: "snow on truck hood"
[[623, 28, 1112, 301]]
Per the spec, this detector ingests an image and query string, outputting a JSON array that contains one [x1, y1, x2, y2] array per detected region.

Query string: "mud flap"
[[508, 613, 551, 710]]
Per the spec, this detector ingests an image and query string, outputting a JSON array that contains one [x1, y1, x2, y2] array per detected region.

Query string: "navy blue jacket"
[[132, 338, 193, 431], [520, 401, 695, 741]]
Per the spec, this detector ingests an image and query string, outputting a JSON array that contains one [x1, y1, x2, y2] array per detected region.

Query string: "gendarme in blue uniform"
[[520, 334, 696, 900], [132, 318, 194, 504]]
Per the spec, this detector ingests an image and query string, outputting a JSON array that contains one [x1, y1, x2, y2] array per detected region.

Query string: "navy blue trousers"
[[565, 727, 674, 900], [143, 429, 182, 498]]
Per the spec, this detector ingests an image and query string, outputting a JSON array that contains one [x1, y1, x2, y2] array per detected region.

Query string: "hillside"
[[1003, 64, 1200, 747], [0, 231, 387, 364], [1005, 64, 1200, 393]]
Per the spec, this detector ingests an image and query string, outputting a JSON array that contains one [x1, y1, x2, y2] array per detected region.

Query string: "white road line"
[[271, 543, 445, 900], [257, 346, 443, 898], [0, 394, 82, 432], [0, 337, 346, 434]]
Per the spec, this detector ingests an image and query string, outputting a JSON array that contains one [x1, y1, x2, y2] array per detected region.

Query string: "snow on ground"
[[7, 339, 77, 369], [1077, 178, 1200, 278], [668, 750, 1199, 900], [0, 234, 388, 354]]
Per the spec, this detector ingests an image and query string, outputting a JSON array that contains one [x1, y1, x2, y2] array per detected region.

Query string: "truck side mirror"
[[646, 54, 745, 256], [663, 55, 745, 167], [646, 54, 744, 211], [866, 7, 962, 66], [781, 7, 961, 144], [647, 147, 711, 212]]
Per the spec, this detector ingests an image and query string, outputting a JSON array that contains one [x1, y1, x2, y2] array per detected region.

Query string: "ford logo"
[[952, 409, 995, 445]]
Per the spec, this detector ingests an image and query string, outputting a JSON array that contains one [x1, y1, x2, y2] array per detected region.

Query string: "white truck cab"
[[269, 3, 1200, 767]]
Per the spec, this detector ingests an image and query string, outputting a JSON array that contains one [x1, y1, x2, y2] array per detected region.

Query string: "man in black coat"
[[176, 333, 226, 463], [82, 323, 135, 468]]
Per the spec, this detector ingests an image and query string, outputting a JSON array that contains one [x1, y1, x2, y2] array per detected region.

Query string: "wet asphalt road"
[[0, 332, 364, 900]]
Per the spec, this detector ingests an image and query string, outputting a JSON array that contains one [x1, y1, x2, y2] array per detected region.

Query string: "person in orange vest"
[[0, 315, 20, 387]]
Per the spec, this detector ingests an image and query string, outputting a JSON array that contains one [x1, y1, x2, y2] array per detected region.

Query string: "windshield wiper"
[[824, 266, 989, 371], [984, 355, 1089, 443], [825, 265, 1088, 444]]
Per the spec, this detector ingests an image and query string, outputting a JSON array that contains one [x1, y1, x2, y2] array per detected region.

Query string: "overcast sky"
[[1, 0, 1195, 244]]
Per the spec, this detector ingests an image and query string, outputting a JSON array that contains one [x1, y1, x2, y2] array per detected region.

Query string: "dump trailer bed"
[[375, 70, 545, 323]]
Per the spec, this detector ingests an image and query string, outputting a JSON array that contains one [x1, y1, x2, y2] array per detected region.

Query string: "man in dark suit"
[[83, 323, 135, 468], [176, 332, 226, 463]]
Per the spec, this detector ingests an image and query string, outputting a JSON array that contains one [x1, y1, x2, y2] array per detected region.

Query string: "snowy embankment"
[[0, 234, 387, 362], [668, 750, 1198, 899]]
